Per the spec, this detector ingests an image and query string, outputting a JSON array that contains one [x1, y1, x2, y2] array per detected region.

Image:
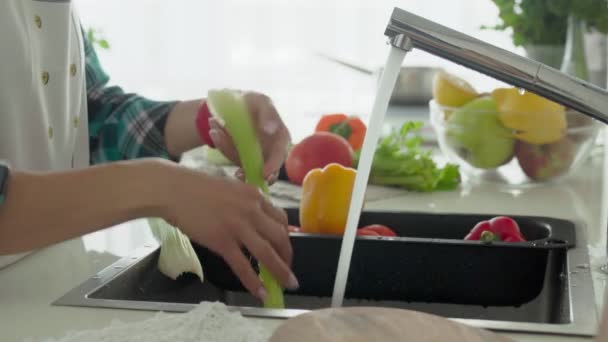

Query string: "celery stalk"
[[206, 89, 285, 308]]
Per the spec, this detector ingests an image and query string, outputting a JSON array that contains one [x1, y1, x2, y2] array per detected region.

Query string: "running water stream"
[[331, 46, 408, 307]]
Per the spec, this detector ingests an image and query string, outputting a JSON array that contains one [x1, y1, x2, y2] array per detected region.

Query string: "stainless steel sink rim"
[[52, 220, 598, 337]]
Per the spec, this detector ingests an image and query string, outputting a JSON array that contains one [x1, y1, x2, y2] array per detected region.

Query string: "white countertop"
[[2, 140, 608, 341]]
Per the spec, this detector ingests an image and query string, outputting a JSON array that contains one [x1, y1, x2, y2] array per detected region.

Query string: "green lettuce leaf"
[[355, 121, 460, 192]]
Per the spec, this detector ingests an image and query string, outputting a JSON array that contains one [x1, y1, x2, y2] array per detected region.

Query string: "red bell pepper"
[[315, 113, 367, 150], [357, 224, 397, 237], [357, 228, 381, 236], [464, 216, 526, 242]]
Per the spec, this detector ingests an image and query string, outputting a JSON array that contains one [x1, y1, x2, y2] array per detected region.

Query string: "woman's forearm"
[[0, 160, 167, 254], [165, 99, 205, 157]]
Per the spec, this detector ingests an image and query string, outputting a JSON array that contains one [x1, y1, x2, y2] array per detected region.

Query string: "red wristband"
[[195, 100, 215, 148]]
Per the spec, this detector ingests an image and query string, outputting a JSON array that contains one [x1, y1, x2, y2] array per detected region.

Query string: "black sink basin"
[[188, 209, 573, 307], [53, 210, 598, 337], [88, 244, 569, 325]]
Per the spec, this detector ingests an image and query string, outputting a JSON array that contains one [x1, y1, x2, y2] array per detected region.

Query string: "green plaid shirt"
[[84, 33, 179, 164]]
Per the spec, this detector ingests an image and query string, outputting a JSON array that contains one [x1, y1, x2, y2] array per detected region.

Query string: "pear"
[[446, 96, 515, 169]]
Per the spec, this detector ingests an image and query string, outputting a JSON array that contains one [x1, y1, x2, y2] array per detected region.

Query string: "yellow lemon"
[[492, 87, 566, 145], [432, 70, 478, 111]]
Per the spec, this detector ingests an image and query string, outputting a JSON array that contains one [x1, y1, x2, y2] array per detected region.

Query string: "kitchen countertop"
[[2, 133, 608, 341]]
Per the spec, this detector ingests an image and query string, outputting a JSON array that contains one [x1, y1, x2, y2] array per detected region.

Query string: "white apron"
[[0, 0, 90, 268]]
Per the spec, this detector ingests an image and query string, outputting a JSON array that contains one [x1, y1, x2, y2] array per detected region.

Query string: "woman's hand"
[[158, 162, 298, 300], [165, 91, 290, 184], [0, 156, 297, 301], [209, 91, 291, 184]]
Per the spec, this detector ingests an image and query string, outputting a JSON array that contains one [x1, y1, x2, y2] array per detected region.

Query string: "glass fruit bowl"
[[429, 94, 602, 187]]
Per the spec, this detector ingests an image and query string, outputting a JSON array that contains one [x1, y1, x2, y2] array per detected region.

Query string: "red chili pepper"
[[464, 216, 526, 242]]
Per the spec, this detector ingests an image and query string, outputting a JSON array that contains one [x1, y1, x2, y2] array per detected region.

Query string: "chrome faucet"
[[384, 7, 608, 124], [384, 7, 608, 272]]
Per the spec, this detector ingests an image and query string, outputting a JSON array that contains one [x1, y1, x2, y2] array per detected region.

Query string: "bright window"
[[75, 0, 518, 140]]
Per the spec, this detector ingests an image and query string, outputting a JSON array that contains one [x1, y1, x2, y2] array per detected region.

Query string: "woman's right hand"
[[155, 161, 298, 301]]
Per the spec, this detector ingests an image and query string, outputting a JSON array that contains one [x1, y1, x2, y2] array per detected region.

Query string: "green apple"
[[445, 96, 515, 169]]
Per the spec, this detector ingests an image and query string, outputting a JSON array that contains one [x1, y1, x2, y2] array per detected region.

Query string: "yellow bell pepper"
[[299, 163, 357, 235]]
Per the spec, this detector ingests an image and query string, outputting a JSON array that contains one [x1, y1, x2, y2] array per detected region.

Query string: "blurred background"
[[75, 0, 607, 142], [73, 1, 521, 138], [74, 0, 608, 257]]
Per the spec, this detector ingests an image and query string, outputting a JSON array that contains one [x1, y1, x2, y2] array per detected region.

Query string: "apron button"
[[34, 15, 42, 29], [73, 116, 79, 128], [70, 64, 77, 77], [42, 71, 49, 85], [48, 126, 53, 139]]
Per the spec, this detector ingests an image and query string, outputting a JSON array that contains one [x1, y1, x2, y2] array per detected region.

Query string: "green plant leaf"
[[85, 27, 111, 50], [483, 0, 567, 46], [484, 0, 608, 47], [87, 28, 95, 43], [97, 39, 110, 49]]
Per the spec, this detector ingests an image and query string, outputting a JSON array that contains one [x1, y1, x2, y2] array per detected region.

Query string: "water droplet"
[[518, 88, 526, 95]]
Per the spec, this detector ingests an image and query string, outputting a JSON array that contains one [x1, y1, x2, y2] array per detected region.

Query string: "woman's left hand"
[[208, 91, 291, 184]]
